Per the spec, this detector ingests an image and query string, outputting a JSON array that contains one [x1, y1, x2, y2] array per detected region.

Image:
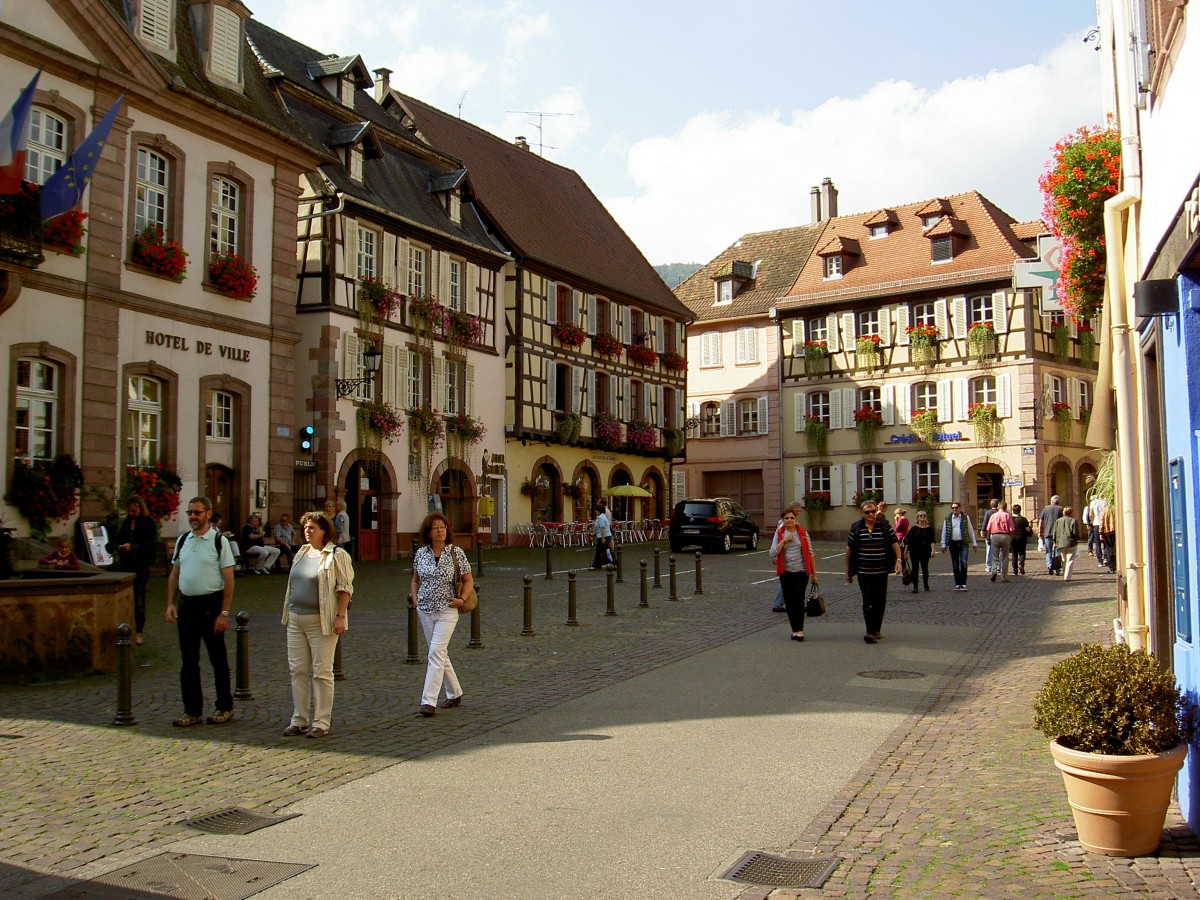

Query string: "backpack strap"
[[172, 530, 223, 564]]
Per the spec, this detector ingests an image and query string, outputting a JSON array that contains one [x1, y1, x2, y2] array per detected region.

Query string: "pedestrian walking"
[[590, 500, 614, 569], [409, 512, 471, 717], [770, 507, 818, 641], [985, 501, 1015, 582], [939, 501, 978, 590], [1099, 503, 1118, 572], [1087, 493, 1109, 568], [1037, 495, 1064, 575], [904, 510, 937, 592], [771, 502, 803, 611], [980, 499, 1000, 572], [165, 495, 235, 727], [845, 501, 902, 644], [281, 511, 354, 739], [113, 494, 156, 644], [1051, 506, 1082, 580], [1010, 504, 1032, 575]]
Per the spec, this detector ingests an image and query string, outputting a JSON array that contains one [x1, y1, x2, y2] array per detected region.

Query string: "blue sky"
[[249, 1, 1102, 264]]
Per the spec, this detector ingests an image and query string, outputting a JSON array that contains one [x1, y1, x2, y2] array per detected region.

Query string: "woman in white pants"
[[280, 511, 353, 738], [409, 512, 472, 717]]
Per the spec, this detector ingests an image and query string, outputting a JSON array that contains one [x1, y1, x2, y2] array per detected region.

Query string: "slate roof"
[[388, 92, 691, 320], [778, 191, 1035, 311], [673, 223, 826, 323]]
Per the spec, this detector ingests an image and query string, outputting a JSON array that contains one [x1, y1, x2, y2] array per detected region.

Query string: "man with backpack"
[[166, 495, 236, 727]]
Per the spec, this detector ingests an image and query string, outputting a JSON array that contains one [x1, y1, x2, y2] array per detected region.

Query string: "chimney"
[[811, 186, 823, 224], [514, 136, 529, 151], [373, 67, 392, 103], [821, 178, 838, 219]]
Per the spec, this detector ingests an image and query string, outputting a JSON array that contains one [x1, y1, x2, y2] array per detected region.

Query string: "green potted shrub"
[[1033, 643, 1197, 857]]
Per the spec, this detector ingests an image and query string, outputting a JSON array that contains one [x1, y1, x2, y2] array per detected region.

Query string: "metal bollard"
[[653, 547, 663, 588], [332, 633, 345, 681], [567, 570, 579, 626], [476, 539, 485, 578], [405, 595, 422, 664], [523, 575, 536, 635], [545, 543, 554, 580], [467, 586, 484, 649], [605, 565, 617, 615], [639, 559, 649, 607], [113, 623, 136, 726], [235, 611, 254, 698], [669, 555, 679, 601], [694, 551, 704, 596], [615, 543, 624, 583]]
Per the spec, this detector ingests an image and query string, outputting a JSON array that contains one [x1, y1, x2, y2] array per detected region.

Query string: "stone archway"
[[963, 461, 1005, 524]]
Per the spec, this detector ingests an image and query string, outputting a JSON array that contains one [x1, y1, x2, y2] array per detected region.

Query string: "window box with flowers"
[[626, 343, 658, 368], [357, 275, 402, 327], [209, 252, 258, 300], [851, 488, 884, 508], [593, 331, 622, 359], [969, 401, 999, 447], [445, 411, 486, 464], [1038, 124, 1121, 322], [554, 412, 581, 445], [1052, 401, 1073, 443], [1078, 321, 1096, 366], [906, 323, 939, 367], [855, 335, 882, 371], [406, 403, 444, 482], [660, 350, 686, 373], [910, 409, 940, 445], [6, 454, 84, 540], [1052, 322, 1071, 364], [520, 477, 536, 496], [552, 321, 586, 348], [852, 405, 884, 451], [357, 400, 404, 469], [1080, 404, 1093, 432], [123, 463, 183, 523], [626, 418, 658, 453], [42, 209, 88, 255], [131, 226, 187, 281], [967, 321, 996, 364], [803, 340, 830, 375], [0, 180, 44, 267], [912, 488, 937, 517], [803, 414, 828, 457], [594, 411, 623, 450], [802, 490, 831, 527], [448, 310, 484, 353], [409, 294, 449, 352]]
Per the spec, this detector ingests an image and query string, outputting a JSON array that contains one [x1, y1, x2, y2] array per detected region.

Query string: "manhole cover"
[[40, 853, 313, 899], [720, 851, 840, 888], [181, 807, 300, 834], [857, 669, 925, 680]]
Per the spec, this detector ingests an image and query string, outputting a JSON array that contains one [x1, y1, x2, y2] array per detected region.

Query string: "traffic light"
[[299, 425, 315, 454]]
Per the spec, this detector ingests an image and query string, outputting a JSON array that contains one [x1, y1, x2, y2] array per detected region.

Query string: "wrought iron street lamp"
[[335, 345, 382, 399]]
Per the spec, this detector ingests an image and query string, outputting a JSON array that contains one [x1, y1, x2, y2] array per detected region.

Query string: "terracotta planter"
[[1049, 739, 1187, 857]]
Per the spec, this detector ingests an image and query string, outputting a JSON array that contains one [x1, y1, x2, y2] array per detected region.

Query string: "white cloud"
[[606, 36, 1102, 263], [391, 46, 488, 101], [501, 13, 552, 74]]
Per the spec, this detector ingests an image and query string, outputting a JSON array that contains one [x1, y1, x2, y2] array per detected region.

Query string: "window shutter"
[[954, 378, 968, 421], [466, 265, 479, 316], [898, 461, 912, 506], [1042, 373, 1053, 416], [621, 307, 632, 344], [431, 355, 445, 411], [545, 360, 557, 411], [572, 290, 583, 328], [396, 345, 410, 407], [622, 377, 632, 421], [687, 401, 700, 438], [829, 388, 843, 430], [395, 237, 410, 293], [382, 233, 398, 290], [937, 379, 952, 421], [952, 296, 967, 339], [895, 381, 911, 424], [881, 384, 895, 426], [675, 322, 684, 354], [938, 458, 954, 503], [571, 366, 582, 415], [758, 395, 769, 434], [829, 464, 843, 507], [842, 388, 856, 428], [794, 391, 806, 432], [343, 219, 359, 278], [843, 463, 858, 505], [656, 385, 665, 426], [793, 318, 806, 349], [997, 373, 1012, 418], [545, 280, 557, 325], [465, 363, 475, 415], [607, 377, 617, 417], [382, 344, 397, 406], [935, 299, 949, 338], [826, 313, 841, 352], [794, 467, 806, 505], [437, 251, 451, 304], [878, 306, 892, 346], [672, 469, 687, 507], [895, 305, 910, 345], [883, 461, 897, 504], [841, 312, 855, 344], [656, 317, 666, 352], [344, 332, 361, 380], [992, 291, 1009, 334], [586, 294, 597, 335], [722, 399, 736, 437], [1068, 376, 1080, 418], [584, 369, 595, 417]]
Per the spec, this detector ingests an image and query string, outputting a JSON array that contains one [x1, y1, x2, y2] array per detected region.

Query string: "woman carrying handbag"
[[409, 512, 473, 717], [769, 507, 818, 642]]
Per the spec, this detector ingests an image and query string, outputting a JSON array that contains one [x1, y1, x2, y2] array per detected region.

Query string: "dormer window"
[[922, 214, 942, 229], [816, 234, 861, 279], [207, 5, 243, 84], [824, 255, 843, 279], [868, 223, 888, 239], [931, 236, 953, 263], [340, 78, 356, 107], [138, 0, 173, 51], [864, 209, 896, 240], [924, 214, 968, 265], [429, 169, 467, 227], [328, 122, 380, 184], [448, 190, 461, 225], [716, 280, 733, 305], [308, 55, 372, 108], [348, 145, 363, 182]]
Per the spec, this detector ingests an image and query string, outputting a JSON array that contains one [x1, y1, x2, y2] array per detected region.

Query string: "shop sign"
[[888, 431, 965, 444], [144, 330, 250, 362]]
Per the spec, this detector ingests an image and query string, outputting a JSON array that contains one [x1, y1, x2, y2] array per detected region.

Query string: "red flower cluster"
[[626, 343, 658, 367], [446, 412, 486, 443], [802, 490, 831, 510], [357, 275, 402, 319], [209, 252, 258, 299], [125, 463, 182, 522], [625, 418, 658, 451], [803, 413, 828, 426], [131, 226, 188, 280], [594, 411, 623, 449], [362, 402, 405, 443], [1052, 402, 1072, 414], [7, 454, 83, 533], [857, 334, 882, 345], [905, 323, 939, 340], [552, 322, 587, 347], [968, 402, 996, 418], [968, 321, 994, 334], [42, 210, 88, 254], [659, 350, 686, 372], [592, 331, 622, 358], [448, 310, 483, 346], [853, 405, 883, 426]]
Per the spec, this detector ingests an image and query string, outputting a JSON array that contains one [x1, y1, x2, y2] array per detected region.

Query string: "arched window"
[[25, 110, 68, 184], [913, 381, 939, 417], [15, 358, 58, 461], [126, 374, 164, 466], [969, 376, 997, 407]]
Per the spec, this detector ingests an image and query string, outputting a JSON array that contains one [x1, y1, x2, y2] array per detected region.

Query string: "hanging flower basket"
[[967, 321, 996, 364], [123, 463, 183, 522], [969, 402, 999, 447], [910, 409, 940, 444], [912, 489, 937, 517], [131, 225, 187, 280], [803, 415, 828, 457], [853, 405, 883, 451], [446, 412, 485, 463], [594, 411, 623, 450], [851, 488, 883, 508], [855, 335, 881, 371], [1079, 322, 1096, 366], [6, 454, 84, 540], [1053, 402, 1073, 443], [659, 350, 686, 373], [1080, 405, 1093, 431], [1038, 124, 1121, 322], [555, 412, 581, 445], [803, 340, 830, 375], [626, 344, 658, 368], [357, 275, 402, 327], [356, 401, 404, 470], [208, 252, 258, 300], [552, 322, 586, 348], [406, 403, 444, 483], [593, 331, 622, 359], [447, 310, 483, 353], [626, 418, 657, 452], [663, 428, 685, 459], [906, 323, 939, 367], [1052, 323, 1071, 364], [409, 294, 448, 353], [42, 209, 88, 255], [520, 477, 536, 496]]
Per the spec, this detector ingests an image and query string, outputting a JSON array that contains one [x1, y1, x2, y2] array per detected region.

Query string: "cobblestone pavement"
[[2, 543, 1198, 897]]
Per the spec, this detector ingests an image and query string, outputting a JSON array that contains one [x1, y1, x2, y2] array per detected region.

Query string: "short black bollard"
[[467, 586, 484, 649], [639, 559, 649, 607], [653, 547, 663, 589], [605, 565, 617, 615], [113, 623, 136, 727], [545, 543, 554, 580], [566, 570, 579, 626], [694, 551, 704, 596], [235, 611, 254, 698], [476, 539, 484, 578], [669, 555, 679, 601], [615, 543, 624, 583], [333, 633, 345, 681], [405, 595, 422, 664], [523, 575, 536, 635]]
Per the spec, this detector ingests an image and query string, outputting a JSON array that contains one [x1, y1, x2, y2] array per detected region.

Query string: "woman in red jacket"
[[769, 507, 818, 641]]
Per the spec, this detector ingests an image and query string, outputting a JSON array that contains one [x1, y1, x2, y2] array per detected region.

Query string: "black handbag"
[[805, 581, 826, 617]]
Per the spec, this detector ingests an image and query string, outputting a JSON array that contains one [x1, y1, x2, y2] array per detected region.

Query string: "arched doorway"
[[569, 463, 601, 521], [1078, 461, 1098, 505], [439, 464, 473, 535], [609, 470, 634, 521], [1048, 461, 1072, 509], [345, 464, 381, 561], [531, 463, 561, 523], [964, 463, 1003, 523], [644, 469, 667, 519], [206, 464, 236, 530]]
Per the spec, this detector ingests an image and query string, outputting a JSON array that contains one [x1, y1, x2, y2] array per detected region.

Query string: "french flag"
[[0, 70, 41, 195]]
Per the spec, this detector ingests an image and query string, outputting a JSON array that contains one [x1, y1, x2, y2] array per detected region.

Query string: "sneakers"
[[954, 584, 968, 592], [990, 571, 997, 582], [207, 709, 234, 724], [863, 633, 878, 644], [173, 714, 203, 727], [135, 633, 144, 645]]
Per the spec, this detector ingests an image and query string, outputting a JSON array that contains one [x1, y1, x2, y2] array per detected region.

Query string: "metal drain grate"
[[857, 669, 925, 680], [181, 807, 300, 835], [40, 853, 313, 899], [720, 851, 840, 889]]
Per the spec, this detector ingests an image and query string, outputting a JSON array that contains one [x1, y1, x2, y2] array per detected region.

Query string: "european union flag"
[[40, 95, 123, 222]]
